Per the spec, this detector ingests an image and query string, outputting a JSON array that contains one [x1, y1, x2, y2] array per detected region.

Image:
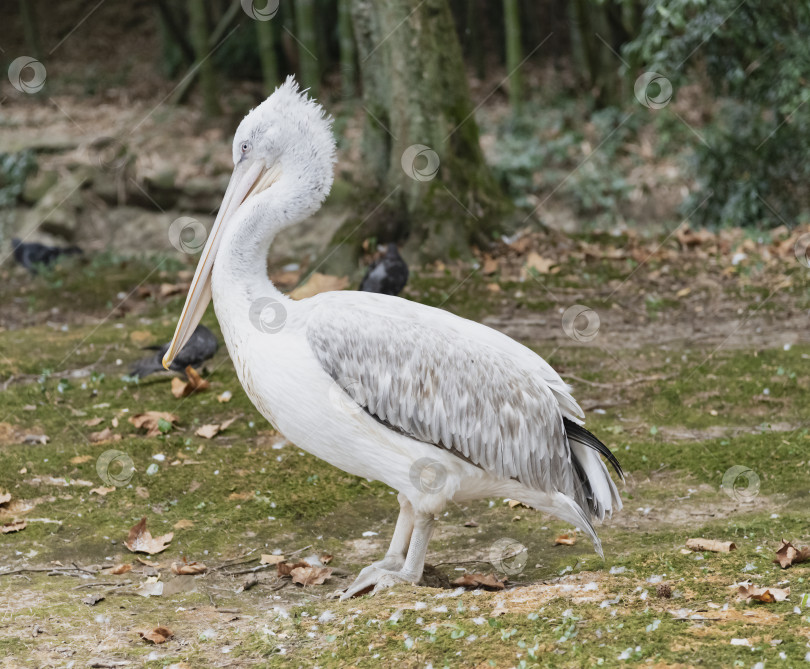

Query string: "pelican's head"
[[162, 77, 336, 369]]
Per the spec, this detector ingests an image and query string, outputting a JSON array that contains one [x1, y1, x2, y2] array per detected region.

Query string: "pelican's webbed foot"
[[338, 564, 416, 600]]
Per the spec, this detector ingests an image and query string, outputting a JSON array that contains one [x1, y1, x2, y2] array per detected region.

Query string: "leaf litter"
[[773, 539, 810, 569], [124, 517, 173, 554], [138, 626, 173, 644], [128, 412, 178, 437], [171, 366, 210, 398]]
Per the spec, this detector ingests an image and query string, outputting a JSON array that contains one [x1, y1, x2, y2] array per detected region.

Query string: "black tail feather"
[[563, 417, 623, 479]]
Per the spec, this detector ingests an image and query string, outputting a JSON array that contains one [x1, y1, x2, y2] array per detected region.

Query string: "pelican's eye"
[[240, 141, 251, 156]]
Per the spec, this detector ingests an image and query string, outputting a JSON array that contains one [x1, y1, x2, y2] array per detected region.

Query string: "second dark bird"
[[359, 243, 409, 296], [131, 324, 218, 378], [12, 239, 82, 274]]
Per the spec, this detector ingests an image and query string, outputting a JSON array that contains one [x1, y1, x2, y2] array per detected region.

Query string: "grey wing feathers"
[[306, 307, 578, 495]]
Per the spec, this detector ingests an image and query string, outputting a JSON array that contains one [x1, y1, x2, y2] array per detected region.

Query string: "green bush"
[[625, 0, 810, 227]]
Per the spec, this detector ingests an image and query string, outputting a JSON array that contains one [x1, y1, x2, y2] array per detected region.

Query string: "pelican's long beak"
[[162, 159, 279, 369]]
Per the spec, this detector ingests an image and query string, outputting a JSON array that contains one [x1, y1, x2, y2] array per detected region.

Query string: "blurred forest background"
[[1, 0, 809, 270]]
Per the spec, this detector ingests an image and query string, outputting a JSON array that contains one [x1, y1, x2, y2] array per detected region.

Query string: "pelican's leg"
[[388, 512, 435, 584], [340, 511, 435, 600], [339, 494, 414, 599], [372, 493, 414, 571]]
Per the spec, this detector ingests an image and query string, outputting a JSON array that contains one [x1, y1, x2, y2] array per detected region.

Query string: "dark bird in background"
[[12, 239, 82, 274], [131, 324, 218, 378], [359, 243, 409, 296]]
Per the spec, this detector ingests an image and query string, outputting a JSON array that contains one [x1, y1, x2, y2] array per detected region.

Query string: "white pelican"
[[163, 78, 623, 598]]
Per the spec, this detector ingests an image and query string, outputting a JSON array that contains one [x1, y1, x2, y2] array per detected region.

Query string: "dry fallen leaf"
[[107, 563, 132, 575], [173, 519, 194, 530], [170, 377, 187, 399], [524, 251, 554, 274], [139, 626, 174, 644], [195, 417, 236, 439], [1, 519, 26, 534], [70, 455, 93, 464], [554, 533, 577, 546], [134, 579, 164, 597], [277, 560, 310, 577], [738, 583, 790, 603], [452, 572, 506, 590], [507, 500, 529, 509], [482, 256, 498, 275], [289, 272, 349, 300], [83, 417, 104, 427], [159, 282, 187, 297], [90, 486, 116, 496], [0, 491, 10, 506], [290, 565, 332, 586], [320, 553, 333, 565], [217, 390, 232, 403], [773, 539, 810, 569], [195, 424, 220, 439], [464, 519, 479, 527], [261, 554, 285, 565], [129, 412, 179, 437], [171, 367, 210, 398], [686, 538, 737, 553], [88, 428, 121, 444], [124, 517, 174, 555], [171, 560, 207, 575], [82, 593, 105, 606]]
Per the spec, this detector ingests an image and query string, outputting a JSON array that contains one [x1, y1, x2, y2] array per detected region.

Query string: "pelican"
[[163, 78, 623, 598]]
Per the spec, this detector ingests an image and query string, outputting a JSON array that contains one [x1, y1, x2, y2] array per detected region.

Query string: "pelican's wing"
[[305, 294, 580, 495]]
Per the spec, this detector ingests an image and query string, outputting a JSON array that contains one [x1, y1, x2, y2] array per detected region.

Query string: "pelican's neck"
[[211, 204, 283, 309], [209, 176, 322, 339]]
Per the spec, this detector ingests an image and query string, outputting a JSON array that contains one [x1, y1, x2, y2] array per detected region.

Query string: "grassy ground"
[[1, 237, 809, 668]]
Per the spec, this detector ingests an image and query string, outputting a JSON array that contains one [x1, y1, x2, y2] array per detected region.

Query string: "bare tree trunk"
[[467, 0, 485, 81], [188, 0, 221, 116], [570, 0, 633, 107], [503, 0, 523, 114], [255, 15, 279, 94], [293, 0, 320, 96], [338, 0, 357, 99], [322, 0, 509, 272], [19, 0, 42, 60]]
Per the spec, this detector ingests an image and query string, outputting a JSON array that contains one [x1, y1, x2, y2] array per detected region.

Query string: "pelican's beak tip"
[[161, 353, 172, 371]]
